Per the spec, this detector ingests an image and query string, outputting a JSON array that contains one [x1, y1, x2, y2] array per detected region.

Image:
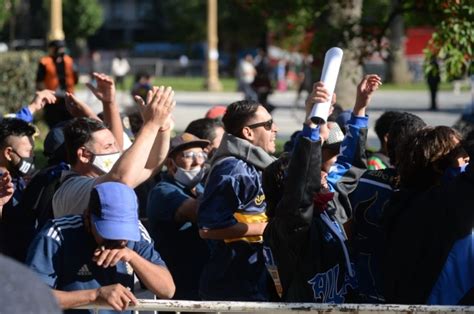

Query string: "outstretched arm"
[[87, 73, 124, 150], [97, 86, 175, 188], [53, 284, 139, 312]]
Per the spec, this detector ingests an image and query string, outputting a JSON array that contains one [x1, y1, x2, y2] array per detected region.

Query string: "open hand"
[[86, 73, 116, 104], [134, 86, 176, 129], [28, 90, 56, 113]]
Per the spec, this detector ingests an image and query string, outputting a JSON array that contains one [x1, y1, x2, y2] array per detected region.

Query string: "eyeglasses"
[[246, 119, 273, 131], [182, 151, 208, 161]]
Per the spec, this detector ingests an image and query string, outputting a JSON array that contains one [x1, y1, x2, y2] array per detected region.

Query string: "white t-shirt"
[[52, 171, 97, 218], [239, 60, 256, 84], [111, 58, 131, 77]]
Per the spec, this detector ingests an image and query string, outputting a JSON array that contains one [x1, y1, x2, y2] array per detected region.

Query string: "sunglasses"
[[247, 119, 273, 131]]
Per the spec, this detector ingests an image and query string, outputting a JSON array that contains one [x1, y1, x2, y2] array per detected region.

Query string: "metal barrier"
[[75, 299, 474, 313]]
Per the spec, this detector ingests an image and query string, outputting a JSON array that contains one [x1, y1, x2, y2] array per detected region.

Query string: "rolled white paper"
[[310, 47, 343, 124]]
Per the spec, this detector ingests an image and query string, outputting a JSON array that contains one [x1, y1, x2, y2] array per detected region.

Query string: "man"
[[53, 86, 175, 218], [198, 100, 278, 301], [185, 118, 225, 158], [146, 133, 210, 300], [0, 118, 37, 261], [367, 111, 403, 170], [36, 40, 78, 127], [26, 182, 175, 312]]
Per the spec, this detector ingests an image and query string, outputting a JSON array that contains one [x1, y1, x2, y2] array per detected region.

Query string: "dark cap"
[[169, 132, 209, 157], [43, 126, 65, 157], [48, 40, 65, 48]]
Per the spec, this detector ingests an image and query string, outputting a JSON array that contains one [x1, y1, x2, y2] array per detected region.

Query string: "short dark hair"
[[0, 118, 35, 148], [64, 117, 108, 165], [398, 126, 462, 189], [386, 112, 426, 167], [374, 111, 403, 145], [185, 118, 224, 142], [222, 100, 260, 137]]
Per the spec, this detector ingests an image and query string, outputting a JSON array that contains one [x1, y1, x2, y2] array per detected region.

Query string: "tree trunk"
[[387, 0, 412, 84], [327, 0, 364, 109]]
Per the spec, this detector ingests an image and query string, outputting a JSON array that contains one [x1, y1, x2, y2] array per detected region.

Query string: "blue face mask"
[[442, 163, 468, 182]]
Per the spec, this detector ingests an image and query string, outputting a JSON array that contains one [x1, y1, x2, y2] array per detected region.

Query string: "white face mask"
[[174, 166, 205, 188], [91, 152, 121, 174]]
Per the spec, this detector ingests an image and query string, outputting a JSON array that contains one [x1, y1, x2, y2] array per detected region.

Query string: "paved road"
[[78, 88, 472, 149]]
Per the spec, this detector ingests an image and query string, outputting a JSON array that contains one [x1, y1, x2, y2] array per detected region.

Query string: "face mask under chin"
[[91, 152, 121, 174]]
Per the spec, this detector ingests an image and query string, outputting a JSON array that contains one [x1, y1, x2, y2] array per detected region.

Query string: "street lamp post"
[[206, 0, 222, 91], [48, 0, 65, 41]]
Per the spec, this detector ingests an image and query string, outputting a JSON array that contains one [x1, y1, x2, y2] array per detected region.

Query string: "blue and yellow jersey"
[[197, 156, 270, 301]]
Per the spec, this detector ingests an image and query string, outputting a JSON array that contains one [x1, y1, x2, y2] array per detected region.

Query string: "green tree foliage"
[[0, 0, 19, 29], [0, 50, 43, 113], [423, 1, 473, 80], [246, 0, 473, 81], [63, 0, 103, 39], [42, 0, 103, 41], [159, 0, 267, 50]]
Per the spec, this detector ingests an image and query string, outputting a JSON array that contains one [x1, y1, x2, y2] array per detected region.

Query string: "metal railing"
[[74, 299, 474, 313]]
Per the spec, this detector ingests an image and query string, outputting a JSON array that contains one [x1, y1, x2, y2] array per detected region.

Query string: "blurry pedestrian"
[[111, 52, 131, 90], [426, 58, 441, 111], [36, 40, 78, 128]]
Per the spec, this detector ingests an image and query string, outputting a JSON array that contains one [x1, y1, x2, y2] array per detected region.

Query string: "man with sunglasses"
[[146, 132, 210, 300], [26, 182, 175, 312], [198, 100, 278, 301]]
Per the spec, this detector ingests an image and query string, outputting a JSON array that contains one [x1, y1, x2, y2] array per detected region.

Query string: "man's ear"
[[165, 157, 176, 173], [77, 147, 92, 164], [241, 127, 254, 141], [2, 146, 13, 162]]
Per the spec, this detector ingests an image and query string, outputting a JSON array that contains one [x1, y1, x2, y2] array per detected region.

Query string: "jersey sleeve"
[[198, 158, 254, 230], [25, 221, 61, 288], [132, 222, 167, 267], [327, 114, 369, 223]]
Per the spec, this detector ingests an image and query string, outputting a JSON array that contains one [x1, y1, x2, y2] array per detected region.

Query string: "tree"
[[247, 0, 473, 84], [42, 0, 103, 42]]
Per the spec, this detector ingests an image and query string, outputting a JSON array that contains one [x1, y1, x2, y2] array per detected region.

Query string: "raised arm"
[[86, 73, 124, 150], [97, 86, 175, 188]]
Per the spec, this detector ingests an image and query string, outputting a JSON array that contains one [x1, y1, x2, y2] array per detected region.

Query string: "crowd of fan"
[[0, 72, 472, 313]]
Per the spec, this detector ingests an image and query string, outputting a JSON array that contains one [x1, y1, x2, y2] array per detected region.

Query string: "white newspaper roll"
[[310, 47, 343, 124]]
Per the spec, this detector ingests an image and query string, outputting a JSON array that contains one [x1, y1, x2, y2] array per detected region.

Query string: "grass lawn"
[[78, 75, 469, 93]]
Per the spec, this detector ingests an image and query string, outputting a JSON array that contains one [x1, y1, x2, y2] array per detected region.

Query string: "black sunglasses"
[[247, 119, 273, 131]]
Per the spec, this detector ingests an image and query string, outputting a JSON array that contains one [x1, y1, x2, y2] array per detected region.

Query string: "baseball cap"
[[205, 105, 227, 119], [90, 182, 140, 241], [323, 122, 345, 150], [169, 132, 210, 157], [44, 125, 65, 157]]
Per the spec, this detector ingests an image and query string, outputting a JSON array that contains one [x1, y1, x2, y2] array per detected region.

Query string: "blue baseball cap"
[[90, 182, 140, 242]]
